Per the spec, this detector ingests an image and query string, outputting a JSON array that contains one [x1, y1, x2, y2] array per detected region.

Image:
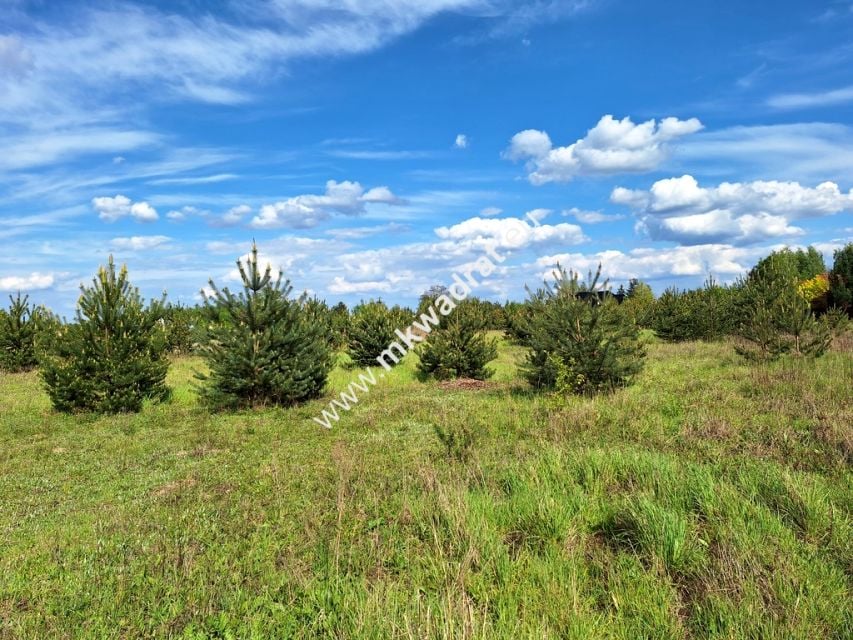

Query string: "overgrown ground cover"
[[1, 333, 851, 638]]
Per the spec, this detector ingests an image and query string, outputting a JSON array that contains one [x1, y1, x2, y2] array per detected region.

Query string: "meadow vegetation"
[[0, 334, 851, 638], [0, 243, 851, 638]]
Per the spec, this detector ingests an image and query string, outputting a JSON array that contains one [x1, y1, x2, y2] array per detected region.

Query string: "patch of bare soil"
[[437, 378, 489, 391]]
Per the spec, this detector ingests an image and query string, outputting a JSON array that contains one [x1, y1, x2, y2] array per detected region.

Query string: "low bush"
[[417, 301, 497, 380], [348, 300, 398, 367]]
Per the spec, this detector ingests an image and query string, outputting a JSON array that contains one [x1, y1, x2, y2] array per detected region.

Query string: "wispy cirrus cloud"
[[767, 85, 853, 110]]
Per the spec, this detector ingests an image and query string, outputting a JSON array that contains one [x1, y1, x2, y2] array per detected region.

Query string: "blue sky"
[[1, 0, 852, 314]]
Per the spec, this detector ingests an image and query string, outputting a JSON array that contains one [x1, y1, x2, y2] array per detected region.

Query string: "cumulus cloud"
[[109, 235, 171, 250], [93, 195, 158, 222], [220, 204, 252, 226], [0, 272, 55, 291], [535, 244, 760, 281], [563, 207, 626, 224], [435, 215, 587, 251], [251, 180, 403, 229], [613, 175, 853, 245], [504, 115, 703, 184], [454, 133, 469, 149], [480, 206, 503, 217]]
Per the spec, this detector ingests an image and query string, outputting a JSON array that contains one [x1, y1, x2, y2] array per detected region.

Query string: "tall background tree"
[[196, 245, 333, 409], [40, 258, 170, 413], [829, 243, 853, 315]]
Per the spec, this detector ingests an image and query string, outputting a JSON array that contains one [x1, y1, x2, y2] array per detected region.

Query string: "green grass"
[[1, 334, 851, 638]]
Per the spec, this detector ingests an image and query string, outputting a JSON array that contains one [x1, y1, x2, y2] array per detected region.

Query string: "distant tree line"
[[0, 242, 850, 414]]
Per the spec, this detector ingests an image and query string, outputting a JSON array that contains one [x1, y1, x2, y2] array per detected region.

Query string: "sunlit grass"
[[0, 335, 851, 638]]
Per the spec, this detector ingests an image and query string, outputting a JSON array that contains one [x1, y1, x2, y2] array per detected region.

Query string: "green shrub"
[[621, 279, 655, 328], [348, 300, 397, 367], [736, 253, 831, 360], [417, 301, 497, 380], [652, 278, 739, 342], [40, 257, 170, 413], [196, 244, 333, 409], [829, 243, 853, 314], [523, 265, 645, 394], [161, 304, 205, 355], [0, 293, 39, 372], [504, 298, 541, 346], [329, 302, 351, 349]]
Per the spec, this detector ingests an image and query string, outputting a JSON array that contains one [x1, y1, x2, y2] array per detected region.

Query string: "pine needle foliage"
[[523, 265, 646, 394], [0, 293, 39, 372], [196, 244, 333, 409], [417, 301, 498, 380], [829, 243, 853, 314], [348, 300, 398, 367], [40, 257, 170, 413], [736, 253, 832, 360]]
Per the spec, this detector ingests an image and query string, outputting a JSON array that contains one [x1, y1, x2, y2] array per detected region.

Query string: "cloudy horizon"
[[1, 0, 852, 314]]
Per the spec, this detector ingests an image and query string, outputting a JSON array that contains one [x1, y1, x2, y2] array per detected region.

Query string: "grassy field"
[[1, 333, 851, 639]]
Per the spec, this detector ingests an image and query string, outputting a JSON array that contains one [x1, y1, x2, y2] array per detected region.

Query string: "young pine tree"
[[622, 279, 655, 328], [417, 301, 498, 380], [829, 243, 853, 315], [737, 253, 831, 360], [0, 293, 39, 372], [348, 300, 397, 367], [40, 257, 170, 413], [196, 245, 333, 409], [524, 265, 645, 394]]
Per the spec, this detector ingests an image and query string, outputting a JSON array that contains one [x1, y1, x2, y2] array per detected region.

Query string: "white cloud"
[[535, 244, 762, 281], [480, 206, 503, 217], [220, 204, 252, 226], [563, 207, 626, 224], [328, 276, 395, 294], [677, 123, 853, 183], [0, 272, 55, 291], [93, 195, 158, 222], [0, 128, 160, 172], [767, 85, 853, 110], [129, 201, 158, 222], [454, 133, 469, 149], [2, 1, 512, 177], [166, 206, 208, 222], [109, 235, 171, 250], [147, 173, 237, 186], [505, 115, 703, 184], [325, 222, 410, 239], [613, 175, 853, 245], [435, 215, 587, 250], [251, 180, 403, 229], [361, 186, 406, 205]]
